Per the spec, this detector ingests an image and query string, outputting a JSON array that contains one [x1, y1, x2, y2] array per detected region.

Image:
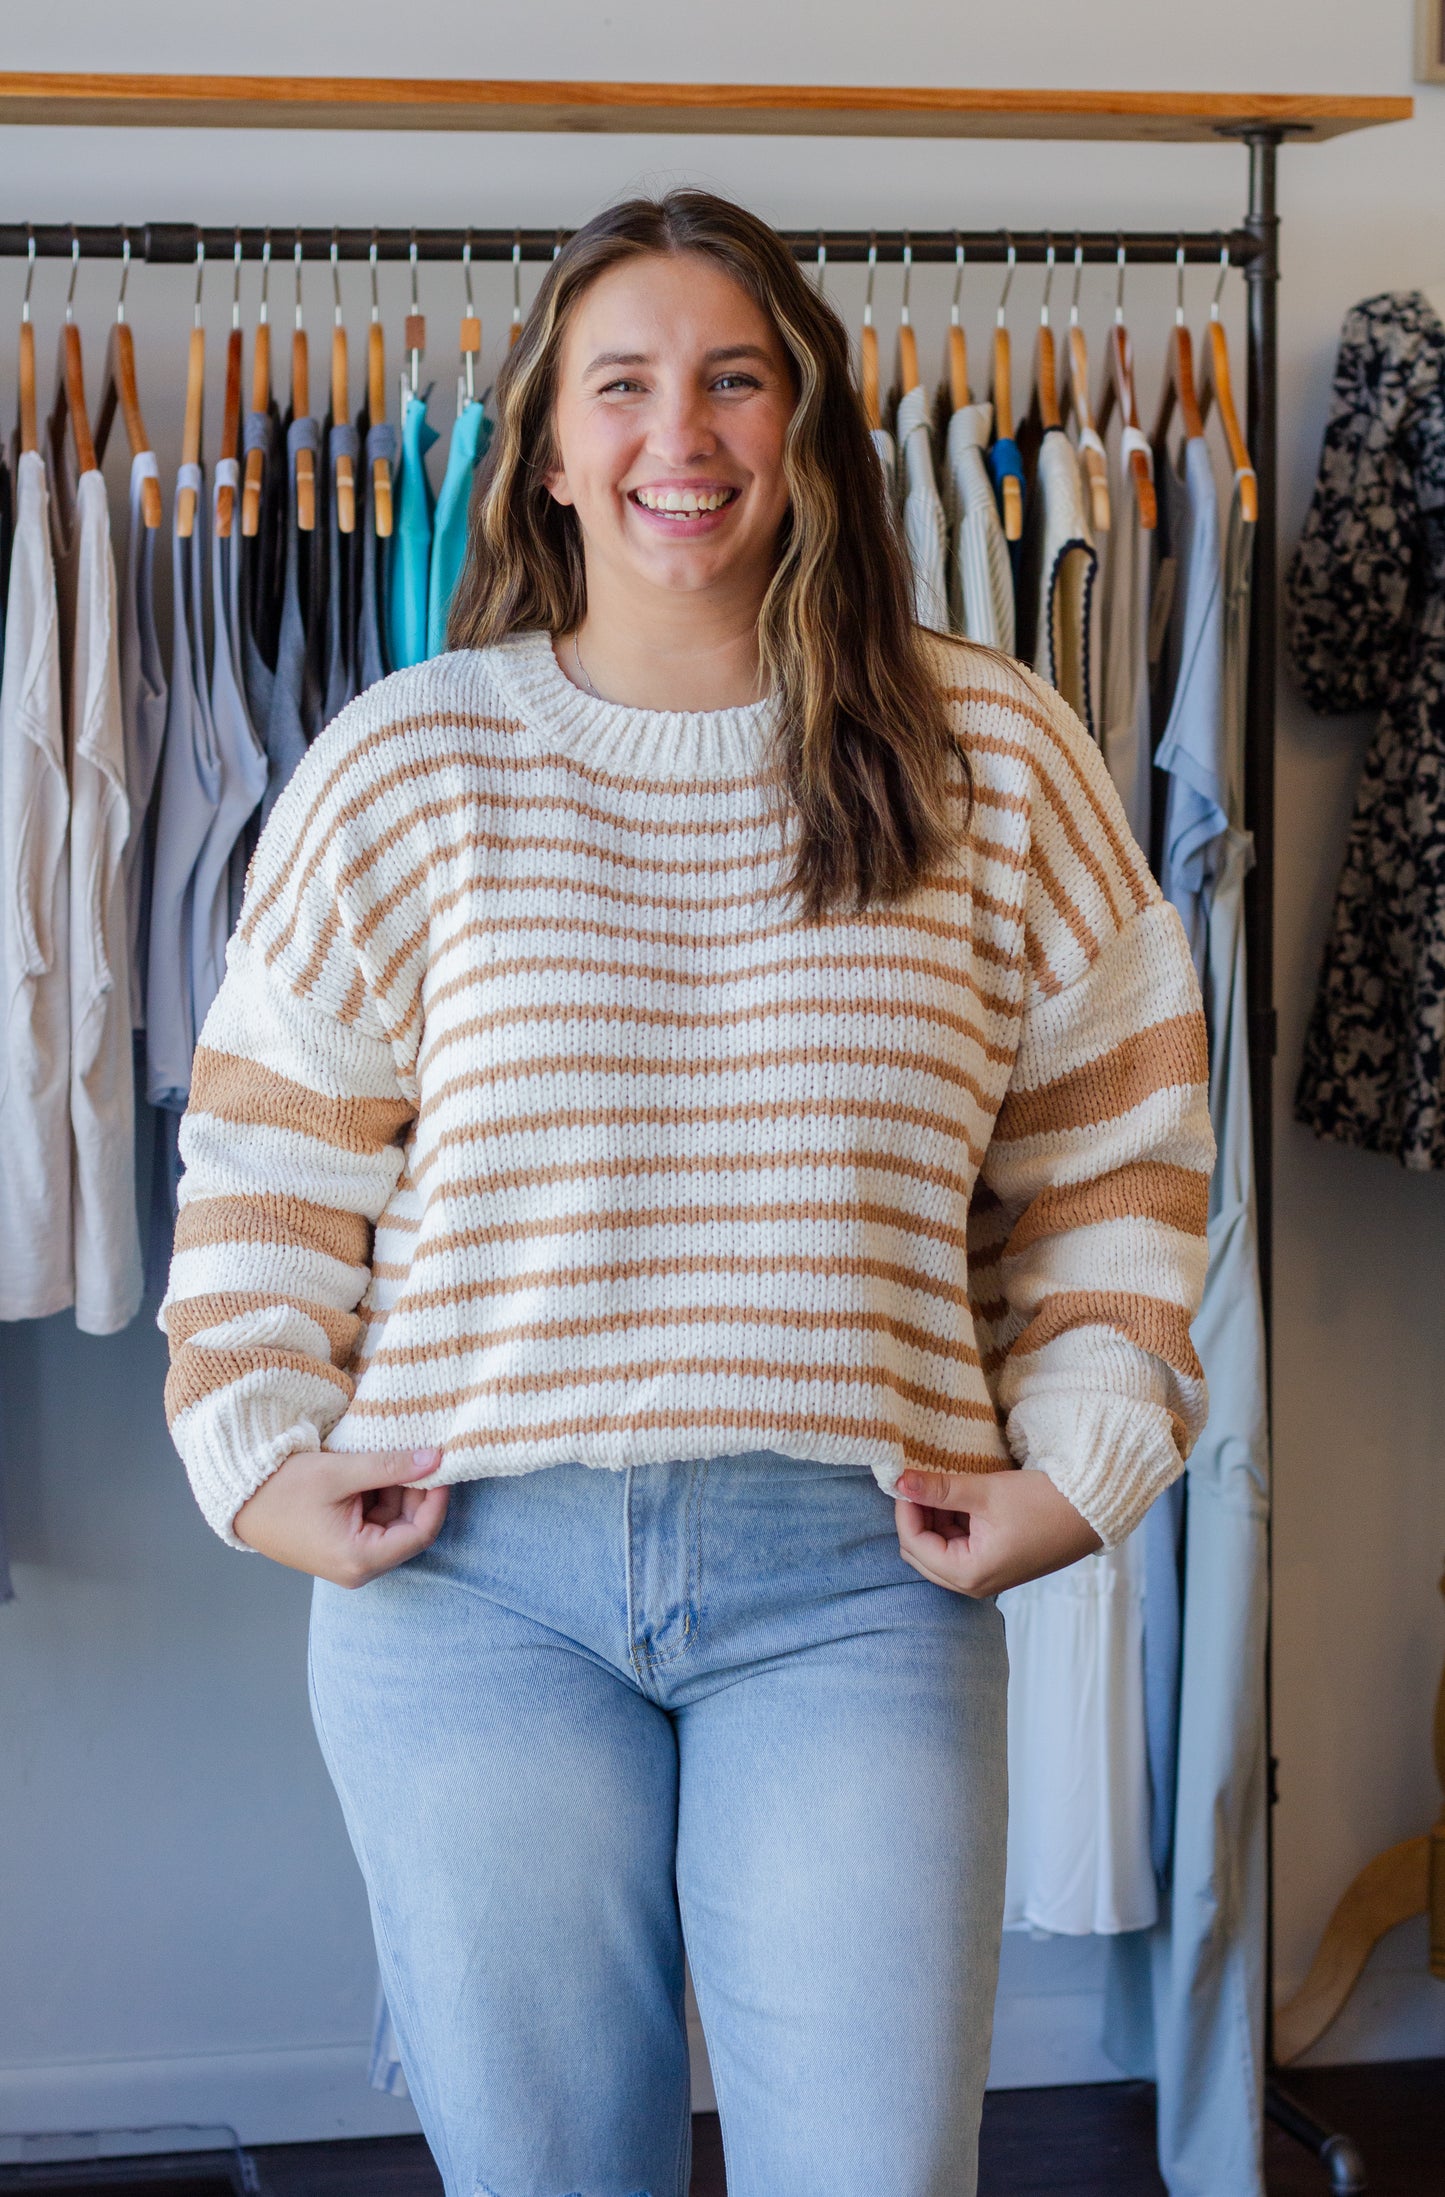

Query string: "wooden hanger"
[[1027, 241, 1062, 434], [16, 231, 37, 458], [944, 236, 969, 410], [176, 237, 205, 536], [893, 238, 921, 409], [859, 236, 880, 432], [93, 231, 162, 527], [458, 232, 481, 415], [991, 241, 1023, 542], [330, 235, 354, 532], [291, 233, 315, 531], [50, 231, 98, 478], [1198, 242, 1258, 525], [1151, 241, 1205, 454], [214, 234, 244, 537], [1059, 239, 1110, 534], [366, 235, 393, 538], [241, 232, 272, 539], [1096, 241, 1157, 532]]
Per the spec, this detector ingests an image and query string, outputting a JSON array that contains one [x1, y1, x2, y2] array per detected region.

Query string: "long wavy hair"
[[447, 189, 970, 920]]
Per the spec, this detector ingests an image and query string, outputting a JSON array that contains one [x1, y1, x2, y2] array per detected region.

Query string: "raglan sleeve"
[[157, 734, 418, 1549], [968, 682, 1215, 1548]]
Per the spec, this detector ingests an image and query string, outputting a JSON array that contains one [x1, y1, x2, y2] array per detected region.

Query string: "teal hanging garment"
[[388, 385, 438, 670], [426, 401, 492, 656]]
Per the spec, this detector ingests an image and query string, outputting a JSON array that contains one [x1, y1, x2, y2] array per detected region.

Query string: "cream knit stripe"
[[161, 634, 1215, 1547]]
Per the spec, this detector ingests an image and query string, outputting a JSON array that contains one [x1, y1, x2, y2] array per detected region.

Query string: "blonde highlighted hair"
[[447, 189, 969, 919]]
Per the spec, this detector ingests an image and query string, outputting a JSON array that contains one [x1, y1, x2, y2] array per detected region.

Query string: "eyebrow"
[[581, 343, 774, 376]]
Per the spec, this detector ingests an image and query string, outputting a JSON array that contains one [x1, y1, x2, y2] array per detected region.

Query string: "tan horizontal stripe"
[[239, 712, 523, 940], [418, 944, 1020, 1025], [414, 1087, 984, 1152], [969, 726, 1128, 933], [969, 1294, 1010, 1328], [1004, 1160, 1209, 1260], [408, 1142, 975, 1199], [1023, 922, 1065, 998], [338, 966, 368, 1027], [189, 1048, 415, 1156], [416, 993, 1013, 1080], [1032, 838, 1102, 966], [343, 1353, 996, 1422], [340, 1400, 1010, 1475], [1010, 1288, 1204, 1384], [418, 1040, 997, 1125], [949, 689, 1152, 912], [360, 1249, 976, 1317], [173, 1193, 371, 1268], [405, 1194, 971, 1266], [995, 1012, 1207, 1142], [163, 1289, 361, 1367], [166, 1343, 353, 1427], [365, 1302, 981, 1374]]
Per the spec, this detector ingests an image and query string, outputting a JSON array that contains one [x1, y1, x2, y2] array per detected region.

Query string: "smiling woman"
[[158, 188, 1213, 2197]]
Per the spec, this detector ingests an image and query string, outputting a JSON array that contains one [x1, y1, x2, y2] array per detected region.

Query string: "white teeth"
[[633, 487, 735, 514]]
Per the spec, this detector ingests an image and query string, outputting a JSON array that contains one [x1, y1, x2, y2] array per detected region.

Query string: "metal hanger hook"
[[511, 232, 522, 325], [1039, 236, 1055, 328], [1174, 239, 1186, 328], [815, 230, 826, 294], [369, 231, 379, 324], [463, 228, 475, 313], [996, 235, 1016, 327], [191, 232, 205, 329], [409, 229, 419, 313], [330, 230, 343, 325], [900, 234, 913, 326], [1114, 235, 1127, 325], [259, 229, 271, 326], [66, 227, 81, 324], [863, 234, 877, 328], [951, 234, 965, 325], [552, 228, 564, 262], [22, 225, 35, 324], [231, 229, 243, 329], [292, 229, 303, 331], [1069, 233, 1084, 326], [1212, 236, 1230, 320], [116, 228, 131, 325]]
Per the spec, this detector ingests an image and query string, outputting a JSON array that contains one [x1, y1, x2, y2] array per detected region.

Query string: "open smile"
[[627, 484, 741, 526]]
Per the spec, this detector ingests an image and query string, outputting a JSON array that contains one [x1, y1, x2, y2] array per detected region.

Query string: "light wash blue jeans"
[[308, 1451, 1009, 2197]]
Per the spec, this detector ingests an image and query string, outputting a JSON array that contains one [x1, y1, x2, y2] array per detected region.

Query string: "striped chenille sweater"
[[160, 627, 1213, 1550]]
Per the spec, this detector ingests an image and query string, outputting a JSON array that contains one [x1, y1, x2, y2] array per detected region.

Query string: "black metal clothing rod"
[[0, 221, 1264, 269]]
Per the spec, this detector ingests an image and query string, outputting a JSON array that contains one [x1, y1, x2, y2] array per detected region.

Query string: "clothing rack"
[[0, 74, 1413, 2197]]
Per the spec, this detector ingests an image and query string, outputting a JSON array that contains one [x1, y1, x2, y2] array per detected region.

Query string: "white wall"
[[2, 0, 1445, 2150]]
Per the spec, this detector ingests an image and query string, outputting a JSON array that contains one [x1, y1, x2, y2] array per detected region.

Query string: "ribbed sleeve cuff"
[[1006, 1389, 1187, 1548], [171, 1395, 329, 1550]]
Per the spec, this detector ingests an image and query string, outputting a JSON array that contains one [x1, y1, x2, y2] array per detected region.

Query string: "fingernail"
[[411, 1447, 442, 1470], [897, 1474, 922, 1496]]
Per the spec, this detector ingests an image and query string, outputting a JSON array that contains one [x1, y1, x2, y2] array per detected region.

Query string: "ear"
[[544, 467, 576, 508]]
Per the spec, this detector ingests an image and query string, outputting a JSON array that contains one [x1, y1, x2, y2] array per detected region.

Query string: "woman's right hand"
[[233, 1446, 449, 1587]]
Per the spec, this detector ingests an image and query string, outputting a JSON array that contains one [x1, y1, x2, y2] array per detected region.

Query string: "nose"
[[645, 379, 720, 467]]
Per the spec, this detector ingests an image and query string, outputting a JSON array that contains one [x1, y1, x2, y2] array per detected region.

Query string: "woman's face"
[[544, 249, 796, 608]]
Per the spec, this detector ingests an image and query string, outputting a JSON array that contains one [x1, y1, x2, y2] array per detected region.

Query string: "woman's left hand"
[[894, 1466, 1103, 1597]]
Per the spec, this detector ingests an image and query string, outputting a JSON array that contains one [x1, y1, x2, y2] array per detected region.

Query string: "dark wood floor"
[[0, 2063, 1438, 2195]]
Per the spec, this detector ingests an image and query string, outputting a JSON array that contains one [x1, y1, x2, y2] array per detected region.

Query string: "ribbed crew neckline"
[[489, 627, 776, 781]]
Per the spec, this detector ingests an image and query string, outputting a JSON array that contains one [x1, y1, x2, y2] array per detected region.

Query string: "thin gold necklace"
[[572, 632, 600, 697]]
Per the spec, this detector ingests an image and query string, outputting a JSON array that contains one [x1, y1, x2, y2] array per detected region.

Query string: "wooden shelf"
[[0, 74, 1414, 143]]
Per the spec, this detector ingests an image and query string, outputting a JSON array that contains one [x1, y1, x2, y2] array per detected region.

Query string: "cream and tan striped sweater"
[[160, 627, 1213, 1550]]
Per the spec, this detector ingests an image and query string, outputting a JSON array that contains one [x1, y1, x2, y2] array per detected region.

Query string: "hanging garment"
[[1099, 425, 1155, 849], [388, 384, 437, 671], [1154, 436, 1226, 985], [869, 423, 898, 512], [237, 398, 284, 742], [1020, 425, 1098, 735], [50, 449, 142, 1335], [1106, 472, 1267, 2197], [146, 462, 220, 1114], [0, 448, 71, 1321], [189, 459, 266, 1027], [119, 450, 168, 1028], [893, 380, 949, 630], [357, 408, 396, 693], [426, 400, 490, 657], [941, 400, 1014, 653], [1285, 292, 1445, 1166], [259, 415, 323, 824], [323, 417, 361, 725], [999, 1525, 1157, 1935], [988, 431, 1026, 584]]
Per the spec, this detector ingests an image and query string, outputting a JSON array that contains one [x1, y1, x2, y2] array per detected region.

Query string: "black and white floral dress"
[[1286, 290, 1445, 1169]]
